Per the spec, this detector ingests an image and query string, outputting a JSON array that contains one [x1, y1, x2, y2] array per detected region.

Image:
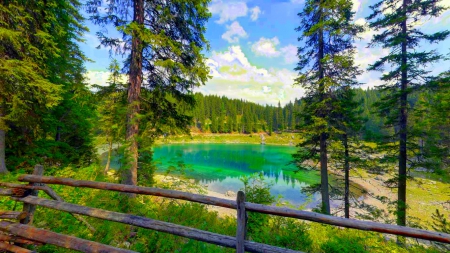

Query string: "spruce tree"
[[413, 71, 450, 172], [94, 59, 127, 173], [87, 0, 211, 187], [367, 0, 449, 228], [294, 0, 363, 214], [0, 0, 88, 173], [331, 86, 364, 218]]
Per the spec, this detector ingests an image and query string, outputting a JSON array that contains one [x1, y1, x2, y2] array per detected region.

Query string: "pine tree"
[[87, 0, 211, 187], [367, 0, 449, 228], [294, 0, 363, 214]]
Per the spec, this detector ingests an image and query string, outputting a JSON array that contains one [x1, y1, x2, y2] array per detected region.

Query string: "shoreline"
[[154, 170, 449, 227], [153, 173, 380, 219]]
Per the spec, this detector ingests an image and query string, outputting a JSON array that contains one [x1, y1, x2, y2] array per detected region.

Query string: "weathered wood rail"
[[0, 165, 449, 253]]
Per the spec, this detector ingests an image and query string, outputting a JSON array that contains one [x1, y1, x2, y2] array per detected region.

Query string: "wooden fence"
[[0, 165, 449, 253]]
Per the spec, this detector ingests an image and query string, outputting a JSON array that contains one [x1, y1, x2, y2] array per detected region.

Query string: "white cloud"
[[290, 0, 304, 4], [352, 0, 361, 13], [280, 45, 298, 64], [355, 18, 376, 41], [222, 21, 248, 43], [251, 37, 298, 64], [209, 0, 248, 24], [250, 6, 261, 21], [251, 37, 280, 57], [84, 70, 128, 88], [201, 46, 304, 105]]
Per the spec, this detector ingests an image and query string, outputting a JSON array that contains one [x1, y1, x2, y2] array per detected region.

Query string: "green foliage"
[[0, 167, 447, 252], [367, 0, 450, 227], [1, 0, 95, 171], [294, 0, 363, 214], [240, 173, 275, 236]]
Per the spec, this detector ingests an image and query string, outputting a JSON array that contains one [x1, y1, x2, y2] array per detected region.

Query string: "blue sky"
[[82, 0, 450, 106]]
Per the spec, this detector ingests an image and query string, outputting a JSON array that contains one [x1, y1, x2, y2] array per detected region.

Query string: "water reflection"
[[152, 143, 322, 207]]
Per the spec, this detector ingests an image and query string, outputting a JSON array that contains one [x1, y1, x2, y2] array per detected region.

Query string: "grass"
[[352, 167, 450, 228], [0, 165, 446, 252], [155, 132, 304, 146]]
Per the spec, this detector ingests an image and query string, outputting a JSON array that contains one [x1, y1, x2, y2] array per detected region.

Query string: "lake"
[[152, 143, 322, 207]]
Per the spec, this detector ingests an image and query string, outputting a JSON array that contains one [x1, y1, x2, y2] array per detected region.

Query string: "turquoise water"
[[152, 143, 322, 207]]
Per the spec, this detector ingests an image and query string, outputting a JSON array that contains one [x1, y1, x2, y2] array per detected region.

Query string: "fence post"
[[20, 165, 44, 225], [236, 191, 247, 253]]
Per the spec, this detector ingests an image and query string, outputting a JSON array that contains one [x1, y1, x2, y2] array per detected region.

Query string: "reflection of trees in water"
[[196, 168, 305, 190]]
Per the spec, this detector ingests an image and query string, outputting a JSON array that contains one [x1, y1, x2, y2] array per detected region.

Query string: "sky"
[[81, 0, 450, 106]]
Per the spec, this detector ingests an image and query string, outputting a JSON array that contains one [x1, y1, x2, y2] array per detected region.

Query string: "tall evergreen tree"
[[367, 0, 449, 228], [0, 0, 89, 173], [294, 0, 363, 214], [331, 86, 364, 218], [94, 59, 127, 173], [87, 0, 211, 187]]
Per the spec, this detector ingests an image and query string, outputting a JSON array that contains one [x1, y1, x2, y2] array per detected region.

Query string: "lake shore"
[[154, 169, 449, 227], [154, 132, 302, 146]]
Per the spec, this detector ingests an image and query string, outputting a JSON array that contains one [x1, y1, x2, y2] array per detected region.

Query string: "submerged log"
[[0, 211, 28, 220], [0, 221, 137, 253], [0, 241, 34, 253], [15, 196, 301, 253]]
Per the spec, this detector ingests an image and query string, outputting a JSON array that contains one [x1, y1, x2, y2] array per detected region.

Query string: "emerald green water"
[[152, 143, 322, 207]]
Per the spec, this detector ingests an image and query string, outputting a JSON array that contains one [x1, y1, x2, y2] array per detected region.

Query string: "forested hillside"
[[191, 88, 410, 141]]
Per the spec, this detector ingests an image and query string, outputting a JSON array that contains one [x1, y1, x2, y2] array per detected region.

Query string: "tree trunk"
[[55, 126, 61, 142], [123, 0, 144, 193], [318, 6, 330, 215], [104, 140, 112, 174], [0, 106, 8, 174], [343, 134, 350, 219], [397, 0, 408, 229], [0, 129, 7, 174]]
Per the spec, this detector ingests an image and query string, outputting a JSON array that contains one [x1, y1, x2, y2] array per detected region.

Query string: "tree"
[[277, 101, 283, 131], [0, 0, 90, 173], [87, 0, 211, 187], [412, 71, 450, 174], [367, 0, 449, 228], [331, 86, 364, 218], [94, 59, 127, 173], [294, 0, 363, 214]]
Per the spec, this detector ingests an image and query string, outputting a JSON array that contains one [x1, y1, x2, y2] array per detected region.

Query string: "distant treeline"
[[192, 88, 405, 141]]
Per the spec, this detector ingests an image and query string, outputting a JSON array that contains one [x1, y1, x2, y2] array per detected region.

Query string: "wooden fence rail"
[[18, 174, 450, 244], [12, 196, 299, 253], [0, 221, 136, 253], [0, 167, 449, 253]]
